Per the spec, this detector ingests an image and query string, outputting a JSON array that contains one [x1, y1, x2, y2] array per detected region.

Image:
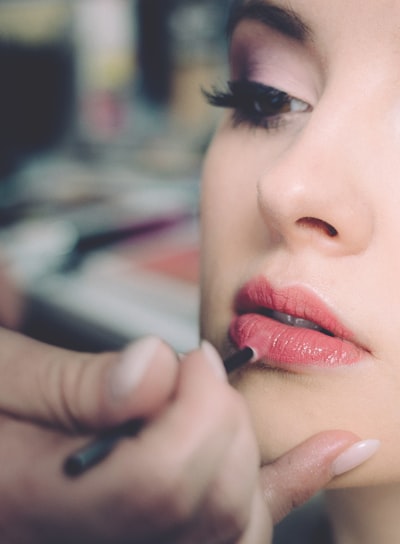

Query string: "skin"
[[0, 1, 389, 542], [0, 328, 361, 543], [201, 0, 400, 541]]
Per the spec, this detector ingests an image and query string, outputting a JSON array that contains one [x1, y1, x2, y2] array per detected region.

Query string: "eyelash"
[[204, 79, 311, 130]]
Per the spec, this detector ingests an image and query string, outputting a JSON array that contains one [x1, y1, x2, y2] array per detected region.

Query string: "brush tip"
[[247, 345, 258, 362], [243, 333, 266, 362], [224, 345, 256, 373]]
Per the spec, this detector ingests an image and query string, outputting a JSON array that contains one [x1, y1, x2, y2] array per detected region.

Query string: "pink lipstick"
[[230, 277, 364, 370]]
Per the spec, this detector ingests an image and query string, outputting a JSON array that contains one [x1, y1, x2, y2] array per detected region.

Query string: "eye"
[[204, 79, 311, 130]]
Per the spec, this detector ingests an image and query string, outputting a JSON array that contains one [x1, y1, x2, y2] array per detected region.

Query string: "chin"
[[231, 367, 400, 491]]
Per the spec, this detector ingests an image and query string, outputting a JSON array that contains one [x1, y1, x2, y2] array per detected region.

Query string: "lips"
[[229, 277, 364, 370]]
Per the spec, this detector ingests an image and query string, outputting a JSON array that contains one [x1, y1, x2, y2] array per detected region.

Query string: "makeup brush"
[[64, 345, 256, 477]]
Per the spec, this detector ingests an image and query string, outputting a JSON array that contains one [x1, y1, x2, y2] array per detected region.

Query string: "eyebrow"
[[227, 0, 311, 43]]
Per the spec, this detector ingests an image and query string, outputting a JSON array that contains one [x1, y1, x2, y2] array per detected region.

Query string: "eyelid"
[[229, 21, 321, 107], [205, 79, 310, 110], [203, 79, 312, 131]]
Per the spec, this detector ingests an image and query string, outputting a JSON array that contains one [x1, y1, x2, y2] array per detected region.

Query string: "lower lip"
[[230, 313, 364, 370]]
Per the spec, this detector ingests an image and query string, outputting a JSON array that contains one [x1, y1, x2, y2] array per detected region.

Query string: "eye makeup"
[[226, 11, 320, 126], [204, 79, 311, 130]]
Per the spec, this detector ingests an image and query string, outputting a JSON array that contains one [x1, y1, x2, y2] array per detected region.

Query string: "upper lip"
[[234, 276, 355, 342]]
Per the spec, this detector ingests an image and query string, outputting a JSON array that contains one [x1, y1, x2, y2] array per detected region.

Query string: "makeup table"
[[2, 163, 200, 353]]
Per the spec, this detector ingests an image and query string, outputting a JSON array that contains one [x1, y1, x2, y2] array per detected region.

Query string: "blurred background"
[[0, 0, 231, 353]]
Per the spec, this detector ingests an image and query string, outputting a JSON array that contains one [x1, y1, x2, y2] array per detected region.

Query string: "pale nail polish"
[[109, 336, 160, 401], [331, 439, 381, 476], [200, 341, 227, 381]]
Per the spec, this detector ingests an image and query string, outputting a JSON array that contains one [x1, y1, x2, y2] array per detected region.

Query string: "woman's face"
[[201, 0, 400, 488]]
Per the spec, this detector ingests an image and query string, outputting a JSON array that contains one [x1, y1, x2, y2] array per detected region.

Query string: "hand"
[[0, 328, 373, 544], [0, 329, 179, 543], [0, 331, 265, 544]]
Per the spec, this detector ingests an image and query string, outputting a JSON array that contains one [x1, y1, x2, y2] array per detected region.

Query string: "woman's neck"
[[325, 484, 400, 544]]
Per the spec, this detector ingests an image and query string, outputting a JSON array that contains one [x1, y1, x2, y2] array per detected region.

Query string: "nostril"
[[296, 217, 338, 237]]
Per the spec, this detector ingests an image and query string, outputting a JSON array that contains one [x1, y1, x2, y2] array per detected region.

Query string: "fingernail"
[[200, 341, 227, 381], [331, 439, 381, 476], [109, 336, 160, 401]]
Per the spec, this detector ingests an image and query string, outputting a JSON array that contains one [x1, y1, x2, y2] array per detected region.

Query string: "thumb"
[[0, 328, 179, 432], [260, 431, 380, 523]]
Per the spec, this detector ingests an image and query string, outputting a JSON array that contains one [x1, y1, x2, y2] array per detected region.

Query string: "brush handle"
[[223, 346, 254, 373], [64, 420, 143, 477]]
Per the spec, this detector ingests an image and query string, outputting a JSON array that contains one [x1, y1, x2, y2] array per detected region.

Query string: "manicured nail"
[[331, 439, 381, 476], [200, 341, 227, 381], [109, 336, 160, 401]]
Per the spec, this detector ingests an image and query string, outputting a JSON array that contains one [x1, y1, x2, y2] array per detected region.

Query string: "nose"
[[257, 120, 374, 257]]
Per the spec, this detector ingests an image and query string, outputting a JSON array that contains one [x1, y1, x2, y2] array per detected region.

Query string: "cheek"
[[200, 133, 261, 345], [200, 130, 269, 267], [200, 151, 237, 344], [200, 128, 291, 346]]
